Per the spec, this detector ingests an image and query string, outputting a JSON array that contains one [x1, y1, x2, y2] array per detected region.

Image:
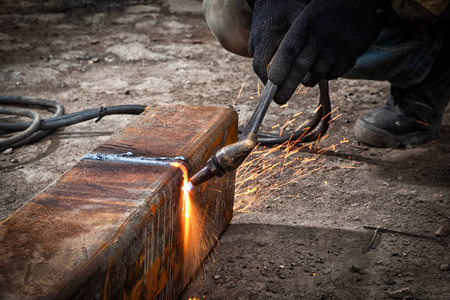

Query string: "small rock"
[[435, 224, 450, 237], [214, 275, 221, 280], [3, 148, 13, 155], [388, 287, 412, 299], [350, 265, 362, 273], [279, 273, 286, 279], [10, 158, 18, 163], [353, 216, 361, 221], [439, 264, 450, 271], [104, 56, 115, 63], [279, 265, 285, 269], [385, 278, 396, 285], [88, 57, 100, 64]]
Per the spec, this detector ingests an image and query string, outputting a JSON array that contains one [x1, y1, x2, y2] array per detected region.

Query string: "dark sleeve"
[[391, 0, 450, 24]]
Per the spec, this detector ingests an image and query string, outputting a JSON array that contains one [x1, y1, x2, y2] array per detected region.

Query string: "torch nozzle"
[[188, 81, 278, 187], [188, 165, 215, 187], [188, 133, 258, 187], [184, 181, 194, 193]]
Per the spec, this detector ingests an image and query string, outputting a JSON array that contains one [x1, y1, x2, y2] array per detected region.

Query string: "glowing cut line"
[[171, 162, 191, 219]]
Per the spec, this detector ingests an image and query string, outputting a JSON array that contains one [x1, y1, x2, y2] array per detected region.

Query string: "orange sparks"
[[295, 84, 306, 94], [328, 113, 342, 124], [321, 107, 339, 121], [314, 104, 322, 113], [237, 82, 245, 99], [234, 137, 332, 212], [417, 120, 429, 127], [170, 162, 190, 219]]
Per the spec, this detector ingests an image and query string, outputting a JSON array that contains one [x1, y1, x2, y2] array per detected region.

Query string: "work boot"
[[354, 88, 443, 147], [355, 24, 450, 148]]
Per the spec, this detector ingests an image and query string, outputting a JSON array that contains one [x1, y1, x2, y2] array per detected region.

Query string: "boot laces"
[[392, 92, 414, 113]]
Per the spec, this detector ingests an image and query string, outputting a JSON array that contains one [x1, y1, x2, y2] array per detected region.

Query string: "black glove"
[[258, 0, 391, 104], [249, 0, 309, 88]]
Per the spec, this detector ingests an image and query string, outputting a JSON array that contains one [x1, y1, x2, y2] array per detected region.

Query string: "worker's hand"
[[249, 0, 309, 89], [255, 0, 391, 104]]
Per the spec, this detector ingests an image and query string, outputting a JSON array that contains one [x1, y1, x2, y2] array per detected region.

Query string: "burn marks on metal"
[[0, 104, 237, 299]]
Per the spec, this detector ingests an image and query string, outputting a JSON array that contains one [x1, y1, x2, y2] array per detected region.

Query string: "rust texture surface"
[[0, 104, 238, 299]]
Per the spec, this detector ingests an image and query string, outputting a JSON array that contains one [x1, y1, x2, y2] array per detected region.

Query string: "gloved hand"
[[253, 0, 391, 104], [249, 0, 309, 89]]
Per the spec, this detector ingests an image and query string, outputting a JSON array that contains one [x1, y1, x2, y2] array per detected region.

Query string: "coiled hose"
[[0, 96, 146, 152]]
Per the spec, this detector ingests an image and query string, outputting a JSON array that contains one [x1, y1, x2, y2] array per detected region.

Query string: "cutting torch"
[[187, 80, 331, 189]]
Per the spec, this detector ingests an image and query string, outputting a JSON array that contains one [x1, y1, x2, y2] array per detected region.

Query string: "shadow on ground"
[[181, 223, 449, 299]]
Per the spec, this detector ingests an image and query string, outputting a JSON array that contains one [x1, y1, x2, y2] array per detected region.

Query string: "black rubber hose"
[[0, 96, 147, 151], [0, 96, 66, 150], [0, 96, 64, 133], [0, 107, 41, 149], [0, 105, 146, 132], [239, 81, 331, 146]]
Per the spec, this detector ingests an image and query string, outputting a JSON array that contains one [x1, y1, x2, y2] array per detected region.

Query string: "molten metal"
[[170, 162, 190, 219]]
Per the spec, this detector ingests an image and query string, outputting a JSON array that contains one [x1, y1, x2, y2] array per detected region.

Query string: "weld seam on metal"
[[82, 152, 187, 167]]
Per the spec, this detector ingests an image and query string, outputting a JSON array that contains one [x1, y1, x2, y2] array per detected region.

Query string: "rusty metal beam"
[[0, 104, 238, 299]]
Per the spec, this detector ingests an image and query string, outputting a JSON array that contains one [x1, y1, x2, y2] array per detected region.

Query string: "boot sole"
[[354, 119, 440, 148]]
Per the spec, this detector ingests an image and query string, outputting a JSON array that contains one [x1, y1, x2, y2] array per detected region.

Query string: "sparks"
[[231, 84, 345, 213], [170, 162, 190, 219], [417, 120, 429, 127], [234, 139, 331, 212], [237, 82, 245, 99]]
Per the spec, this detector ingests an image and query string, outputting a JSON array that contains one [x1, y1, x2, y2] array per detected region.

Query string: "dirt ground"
[[1, 1, 449, 299]]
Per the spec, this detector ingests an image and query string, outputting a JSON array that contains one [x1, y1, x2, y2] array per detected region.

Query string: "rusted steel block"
[[0, 104, 237, 299]]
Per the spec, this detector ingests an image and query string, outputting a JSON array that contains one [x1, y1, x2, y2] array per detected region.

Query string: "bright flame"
[[170, 162, 190, 219], [171, 162, 192, 266], [171, 162, 219, 280]]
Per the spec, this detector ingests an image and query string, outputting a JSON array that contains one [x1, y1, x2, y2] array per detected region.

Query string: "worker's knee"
[[203, 0, 253, 57]]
